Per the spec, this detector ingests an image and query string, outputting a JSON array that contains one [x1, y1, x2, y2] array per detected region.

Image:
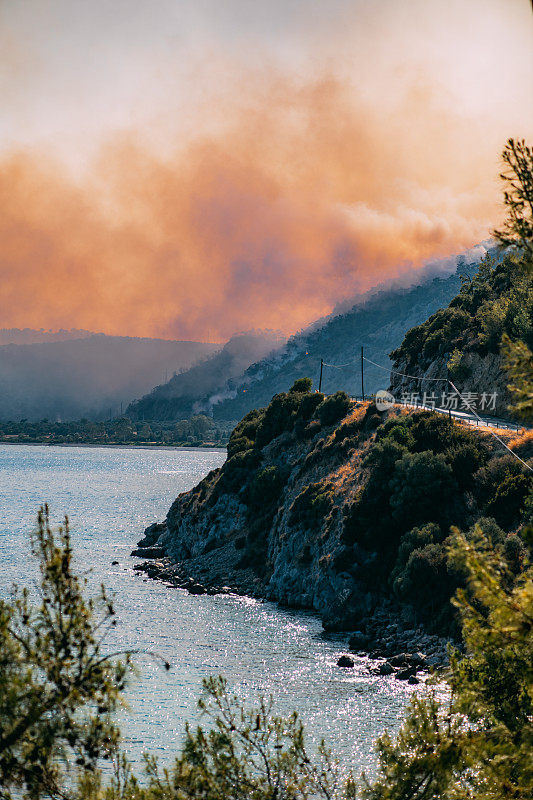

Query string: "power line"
[[447, 378, 532, 472], [319, 353, 532, 472], [322, 360, 358, 369], [362, 356, 448, 382]]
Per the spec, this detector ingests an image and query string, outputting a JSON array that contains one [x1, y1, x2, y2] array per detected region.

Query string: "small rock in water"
[[337, 655, 355, 668], [111, 560, 119, 565], [378, 661, 394, 675], [408, 675, 420, 685]]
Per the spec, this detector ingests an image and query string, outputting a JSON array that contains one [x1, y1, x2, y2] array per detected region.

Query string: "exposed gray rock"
[[187, 583, 206, 595], [130, 546, 166, 559], [390, 653, 410, 667], [337, 655, 355, 668], [395, 667, 416, 681], [137, 522, 167, 548]]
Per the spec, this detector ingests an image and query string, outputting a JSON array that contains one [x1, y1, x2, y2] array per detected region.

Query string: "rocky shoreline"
[[128, 395, 498, 681], [132, 522, 454, 678]]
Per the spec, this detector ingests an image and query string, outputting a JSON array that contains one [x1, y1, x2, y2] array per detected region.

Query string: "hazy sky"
[[1, 0, 532, 340]]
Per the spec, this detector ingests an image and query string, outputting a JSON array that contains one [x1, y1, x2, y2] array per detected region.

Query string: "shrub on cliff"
[[393, 542, 454, 617], [226, 434, 254, 459], [389, 451, 457, 529], [289, 377, 313, 393], [290, 480, 334, 528], [218, 448, 261, 494], [485, 470, 533, 528], [227, 408, 266, 453], [316, 391, 352, 427], [445, 442, 485, 489], [297, 390, 324, 420], [391, 523, 441, 582], [255, 392, 303, 447], [247, 465, 286, 510]]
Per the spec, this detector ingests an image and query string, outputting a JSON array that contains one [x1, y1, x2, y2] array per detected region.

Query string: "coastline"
[[0, 440, 227, 451], [132, 548, 453, 677]]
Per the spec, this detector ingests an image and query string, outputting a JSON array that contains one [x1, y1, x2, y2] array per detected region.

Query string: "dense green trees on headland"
[[201, 380, 531, 632], [390, 249, 532, 373]]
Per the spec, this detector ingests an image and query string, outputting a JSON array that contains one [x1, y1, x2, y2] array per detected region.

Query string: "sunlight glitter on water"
[[0, 444, 416, 776]]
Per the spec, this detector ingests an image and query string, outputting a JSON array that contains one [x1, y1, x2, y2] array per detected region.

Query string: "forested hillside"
[[210, 258, 484, 422], [126, 331, 284, 421], [128, 250, 489, 423], [390, 251, 533, 418]]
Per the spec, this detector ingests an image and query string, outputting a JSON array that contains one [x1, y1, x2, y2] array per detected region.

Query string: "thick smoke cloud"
[[1, 0, 531, 340], [0, 67, 511, 341]]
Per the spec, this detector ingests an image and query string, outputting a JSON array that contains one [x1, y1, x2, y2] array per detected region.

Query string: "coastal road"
[[350, 395, 529, 433]]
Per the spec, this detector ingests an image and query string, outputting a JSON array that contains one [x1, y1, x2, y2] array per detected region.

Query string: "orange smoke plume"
[[0, 74, 505, 340]]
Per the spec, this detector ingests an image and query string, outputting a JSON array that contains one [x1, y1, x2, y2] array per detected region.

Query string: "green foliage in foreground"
[[363, 529, 533, 800], [0, 507, 133, 798], [1, 511, 532, 799], [79, 676, 356, 800]]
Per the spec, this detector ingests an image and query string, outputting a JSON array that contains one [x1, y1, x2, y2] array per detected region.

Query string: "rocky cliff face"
[[149, 406, 370, 620], [133, 382, 532, 672]]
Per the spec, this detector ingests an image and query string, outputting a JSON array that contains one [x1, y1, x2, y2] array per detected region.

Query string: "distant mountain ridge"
[[0, 328, 95, 345], [0, 335, 218, 421]]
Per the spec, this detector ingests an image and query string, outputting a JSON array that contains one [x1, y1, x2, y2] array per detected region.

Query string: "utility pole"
[[318, 359, 324, 392], [446, 365, 451, 421], [361, 346, 365, 401]]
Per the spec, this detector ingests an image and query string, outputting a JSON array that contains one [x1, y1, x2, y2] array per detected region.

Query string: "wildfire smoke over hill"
[[0, 0, 531, 340]]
